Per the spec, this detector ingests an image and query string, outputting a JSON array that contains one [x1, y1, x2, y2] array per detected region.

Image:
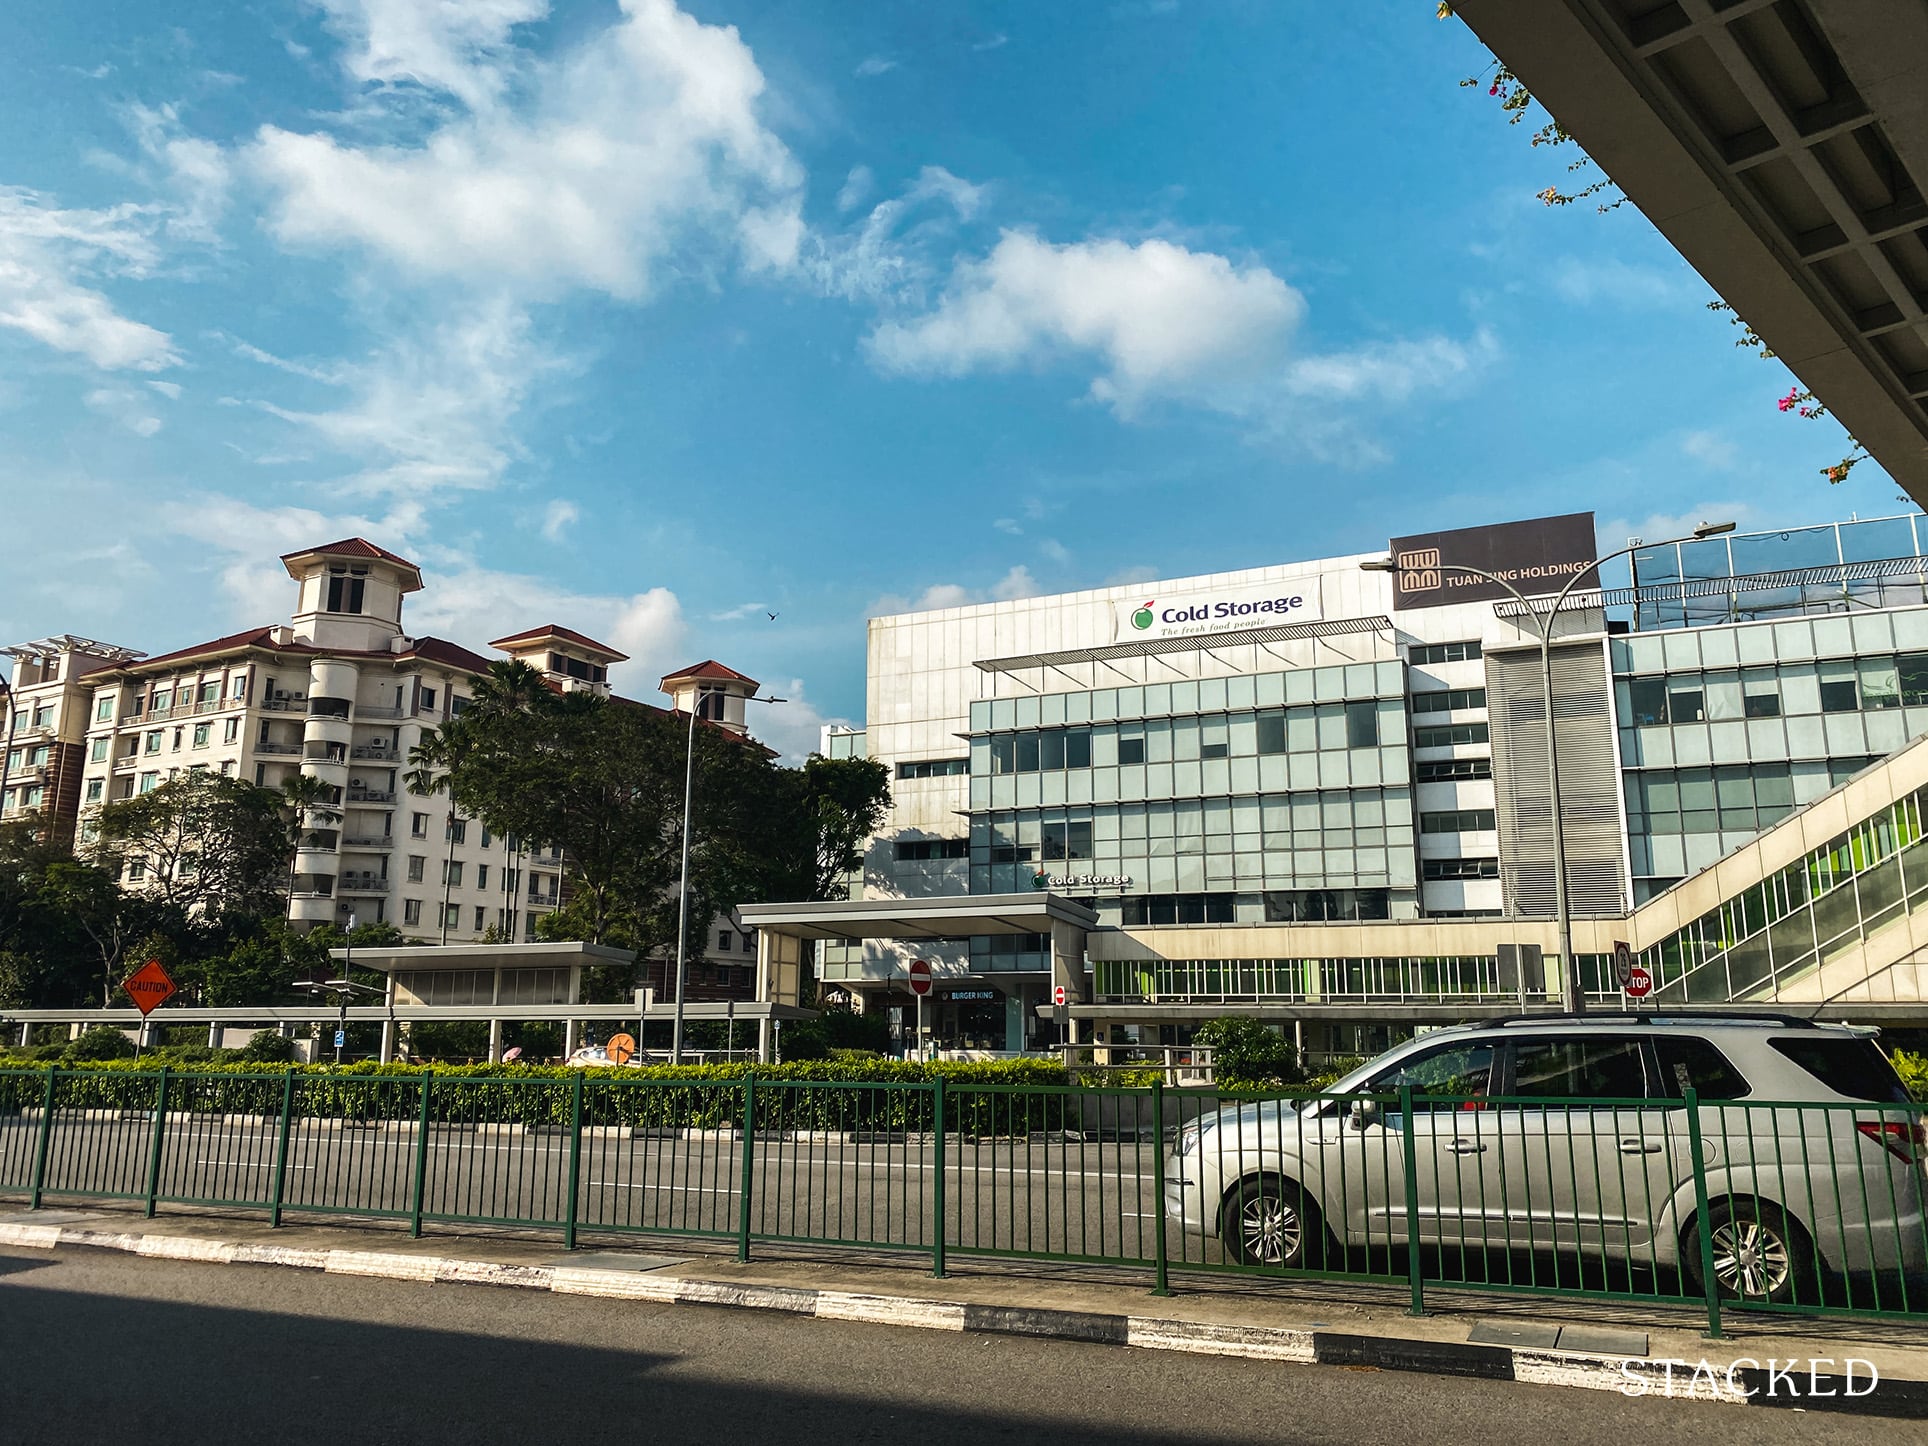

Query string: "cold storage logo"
[[1131, 602, 1156, 631], [1114, 584, 1321, 641]]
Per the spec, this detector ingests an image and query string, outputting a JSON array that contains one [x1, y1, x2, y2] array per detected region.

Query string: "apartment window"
[[894, 838, 970, 861], [223, 718, 240, 744], [476, 863, 488, 890], [1345, 700, 1379, 748], [404, 899, 422, 926], [95, 696, 114, 722], [1409, 640, 1482, 665], [1819, 661, 1859, 714], [451, 696, 470, 716], [896, 758, 969, 780], [474, 906, 486, 931], [442, 903, 461, 927], [742, 929, 756, 953], [1413, 722, 1489, 749], [85, 779, 103, 803], [443, 860, 464, 887], [32, 704, 53, 728], [989, 727, 1093, 774], [1423, 857, 1500, 881], [192, 723, 211, 748], [151, 689, 171, 712], [480, 827, 492, 849], [1410, 687, 1486, 715], [325, 568, 366, 614], [718, 930, 733, 951], [171, 728, 183, 752], [144, 731, 163, 755], [220, 760, 237, 776], [138, 771, 159, 794], [198, 681, 219, 705], [446, 818, 467, 845], [1415, 757, 1493, 782], [26, 744, 49, 767], [232, 675, 248, 699], [407, 856, 426, 883], [22, 785, 44, 808], [126, 859, 146, 881], [90, 737, 109, 762], [1420, 809, 1497, 834], [411, 812, 428, 837], [420, 687, 437, 711]]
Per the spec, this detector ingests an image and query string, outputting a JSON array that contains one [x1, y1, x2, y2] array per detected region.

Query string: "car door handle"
[[1619, 1139, 1663, 1155], [1445, 1139, 1487, 1155]]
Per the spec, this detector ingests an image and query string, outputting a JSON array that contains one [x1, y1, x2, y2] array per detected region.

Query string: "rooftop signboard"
[[1389, 512, 1599, 610]]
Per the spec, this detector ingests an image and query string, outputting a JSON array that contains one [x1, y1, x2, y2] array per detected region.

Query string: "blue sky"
[[0, 0, 1908, 758]]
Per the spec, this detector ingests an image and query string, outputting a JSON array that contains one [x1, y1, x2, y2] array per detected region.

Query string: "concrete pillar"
[[379, 1018, 396, 1064], [18, 1021, 31, 1048], [487, 1017, 504, 1063], [208, 1021, 221, 1049], [564, 1019, 580, 1057], [70, 1021, 83, 1041], [757, 1016, 772, 1063]]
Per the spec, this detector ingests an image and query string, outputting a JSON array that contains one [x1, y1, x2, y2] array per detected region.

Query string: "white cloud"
[[540, 497, 579, 541], [147, 379, 182, 399], [748, 681, 852, 765], [156, 494, 426, 620], [854, 56, 898, 77], [868, 564, 1041, 615], [992, 517, 1022, 535], [867, 231, 1303, 415], [836, 164, 873, 213], [1551, 256, 1690, 308], [803, 166, 985, 304], [249, 0, 804, 299], [972, 33, 1009, 51], [127, 103, 231, 243], [1681, 429, 1739, 471], [0, 187, 178, 371], [84, 386, 164, 437], [708, 601, 769, 621], [252, 297, 555, 495], [1037, 538, 1071, 565], [312, 0, 548, 111]]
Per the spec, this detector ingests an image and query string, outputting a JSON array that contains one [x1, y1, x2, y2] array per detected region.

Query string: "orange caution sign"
[[122, 959, 177, 1017]]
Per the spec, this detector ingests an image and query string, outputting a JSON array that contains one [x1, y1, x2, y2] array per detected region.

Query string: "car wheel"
[[1220, 1177, 1317, 1269], [1685, 1199, 1818, 1305]]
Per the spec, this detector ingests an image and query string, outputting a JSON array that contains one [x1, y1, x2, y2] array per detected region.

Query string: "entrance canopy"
[[737, 891, 1098, 942]]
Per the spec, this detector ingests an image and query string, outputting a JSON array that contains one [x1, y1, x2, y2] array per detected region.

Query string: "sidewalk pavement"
[[3, 1203, 1925, 1417]]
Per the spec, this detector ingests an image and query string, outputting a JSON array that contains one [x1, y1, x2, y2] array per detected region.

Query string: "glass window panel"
[[1860, 657, 1901, 709], [1703, 672, 1742, 720], [1629, 677, 1668, 725]]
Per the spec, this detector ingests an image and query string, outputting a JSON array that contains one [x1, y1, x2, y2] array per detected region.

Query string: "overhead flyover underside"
[[1455, 0, 1928, 499]]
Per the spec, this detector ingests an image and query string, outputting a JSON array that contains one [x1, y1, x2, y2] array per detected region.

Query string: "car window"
[[1769, 1036, 1912, 1104], [1372, 1042, 1495, 1110], [1508, 1037, 1647, 1102], [1651, 1035, 1752, 1101]]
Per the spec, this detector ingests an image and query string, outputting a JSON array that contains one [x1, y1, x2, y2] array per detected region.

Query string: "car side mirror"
[[1348, 1099, 1380, 1132]]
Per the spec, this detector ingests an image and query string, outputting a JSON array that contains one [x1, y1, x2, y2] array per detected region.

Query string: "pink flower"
[[1489, 82, 1500, 96], [1777, 388, 1799, 412]]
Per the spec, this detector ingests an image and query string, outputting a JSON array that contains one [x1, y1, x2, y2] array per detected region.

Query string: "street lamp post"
[[670, 690, 787, 1065], [1363, 521, 1734, 1013]]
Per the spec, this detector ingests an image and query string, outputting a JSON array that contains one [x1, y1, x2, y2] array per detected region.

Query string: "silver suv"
[[1164, 1014, 1926, 1303]]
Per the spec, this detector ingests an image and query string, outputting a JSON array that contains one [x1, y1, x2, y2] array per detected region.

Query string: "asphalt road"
[[0, 1244, 1882, 1446]]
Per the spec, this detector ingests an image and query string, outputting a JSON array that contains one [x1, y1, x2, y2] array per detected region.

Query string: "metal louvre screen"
[[1486, 642, 1627, 918]]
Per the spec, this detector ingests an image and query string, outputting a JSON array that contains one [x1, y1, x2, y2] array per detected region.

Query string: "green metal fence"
[[2, 1067, 1922, 1334]]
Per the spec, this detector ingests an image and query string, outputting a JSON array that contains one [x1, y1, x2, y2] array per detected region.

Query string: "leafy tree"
[[1193, 1017, 1301, 1088], [91, 772, 288, 920]]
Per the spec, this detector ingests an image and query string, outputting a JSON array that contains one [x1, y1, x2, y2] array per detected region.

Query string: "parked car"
[[1164, 1013, 1926, 1303]]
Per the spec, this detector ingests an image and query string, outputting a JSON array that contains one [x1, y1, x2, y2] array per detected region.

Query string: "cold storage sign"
[[1117, 585, 1320, 641]]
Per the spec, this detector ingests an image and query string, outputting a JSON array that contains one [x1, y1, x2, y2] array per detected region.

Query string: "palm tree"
[[279, 772, 343, 918]]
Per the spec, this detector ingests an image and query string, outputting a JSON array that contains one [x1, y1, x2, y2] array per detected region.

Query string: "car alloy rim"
[[1709, 1217, 1790, 1297], [1239, 1192, 1301, 1265]]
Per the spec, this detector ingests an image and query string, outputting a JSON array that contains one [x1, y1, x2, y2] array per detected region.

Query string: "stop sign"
[[1624, 964, 1654, 1000], [907, 959, 932, 997]]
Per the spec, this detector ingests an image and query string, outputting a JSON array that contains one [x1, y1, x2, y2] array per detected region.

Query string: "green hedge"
[[0, 1058, 1076, 1135]]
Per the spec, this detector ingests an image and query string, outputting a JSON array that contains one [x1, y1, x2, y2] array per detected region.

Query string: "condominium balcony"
[[340, 834, 394, 849], [111, 755, 138, 772], [355, 704, 404, 720], [337, 875, 390, 894], [346, 787, 395, 803], [253, 741, 303, 756], [261, 695, 307, 712], [349, 742, 398, 758]]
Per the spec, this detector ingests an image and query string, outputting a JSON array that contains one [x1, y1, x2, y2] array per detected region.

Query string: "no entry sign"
[[121, 959, 176, 1016], [907, 960, 932, 997]]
